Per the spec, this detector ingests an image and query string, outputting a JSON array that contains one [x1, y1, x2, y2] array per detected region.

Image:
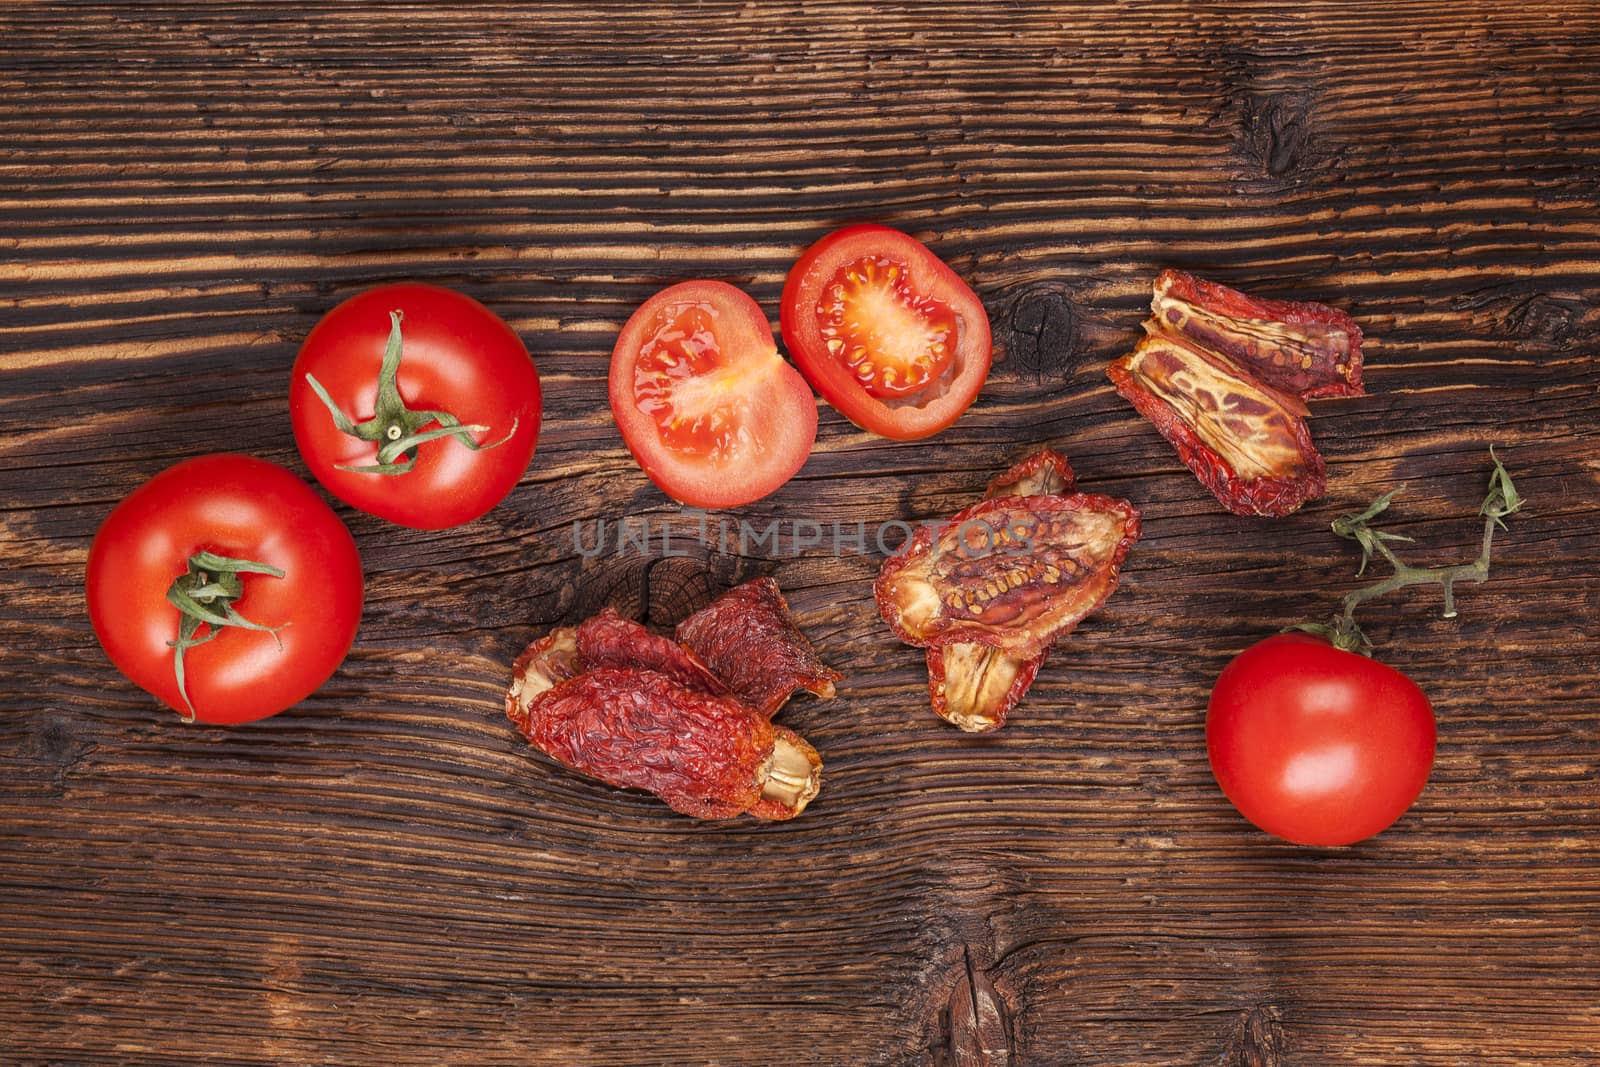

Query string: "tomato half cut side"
[[781, 224, 992, 440], [609, 280, 817, 509]]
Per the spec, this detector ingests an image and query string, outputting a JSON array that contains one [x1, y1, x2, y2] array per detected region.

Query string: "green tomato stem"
[[304, 309, 516, 476], [165, 551, 287, 720]]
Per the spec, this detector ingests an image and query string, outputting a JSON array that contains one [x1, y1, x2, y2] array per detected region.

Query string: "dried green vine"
[[1299, 449, 1523, 654]]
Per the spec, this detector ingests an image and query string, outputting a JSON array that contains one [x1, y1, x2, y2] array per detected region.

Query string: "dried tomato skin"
[[1151, 270, 1365, 400], [986, 447, 1076, 499], [1108, 334, 1326, 518], [506, 627, 580, 734], [575, 608, 727, 696], [875, 493, 1141, 659], [926, 642, 1045, 733], [516, 667, 774, 820], [875, 448, 1137, 730], [1112, 270, 1361, 517], [676, 578, 842, 718]]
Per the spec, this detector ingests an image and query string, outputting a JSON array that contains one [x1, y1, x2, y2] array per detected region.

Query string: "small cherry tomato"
[[609, 280, 818, 509], [290, 283, 541, 529], [86, 454, 364, 724], [1206, 633, 1437, 846], [780, 224, 992, 440]]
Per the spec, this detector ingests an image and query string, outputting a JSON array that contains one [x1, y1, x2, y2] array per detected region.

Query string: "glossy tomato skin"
[[290, 283, 541, 529], [1207, 633, 1436, 846], [780, 224, 992, 440], [609, 279, 818, 509], [86, 454, 364, 725]]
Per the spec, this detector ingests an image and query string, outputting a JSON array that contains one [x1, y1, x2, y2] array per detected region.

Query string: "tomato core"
[[633, 299, 776, 461], [815, 254, 957, 399]]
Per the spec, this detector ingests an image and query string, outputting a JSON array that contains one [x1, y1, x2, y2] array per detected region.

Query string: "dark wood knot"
[[1449, 285, 1595, 351], [572, 554, 650, 622], [572, 528, 745, 627], [995, 285, 1081, 381], [644, 554, 742, 627], [24, 713, 88, 773], [1236, 91, 1318, 180], [929, 946, 1014, 1067], [1494, 293, 1591, 350], [10, 713, 91, 798]]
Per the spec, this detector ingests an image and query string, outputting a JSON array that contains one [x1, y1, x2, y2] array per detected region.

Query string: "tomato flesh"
[[610, 280, 817, 509], [632, 298, 760, 460], [816, 254, 957, 399], [1206, 633, 1437, 846]]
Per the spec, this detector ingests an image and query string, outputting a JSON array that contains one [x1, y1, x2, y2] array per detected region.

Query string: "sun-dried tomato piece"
[[506, 626, 579, 734], [1150, 270, 1364, 400], [676, 578, 842, 718], [575, 607, 727, 695], [926, 641, 1046, 733], [505, 579, 836, 819], [877, 455, 1139, 732], [1109, 332, 1326, 517], [1112, 271, 1363, 517], [917, 448, 1080, 731], [985, 447, 1076, 499], [876, 493, 1141, 660], [514, 667, 821, 820]]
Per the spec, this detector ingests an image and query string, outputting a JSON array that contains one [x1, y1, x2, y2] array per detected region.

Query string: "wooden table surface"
[[3, 3, 1599, 1064]]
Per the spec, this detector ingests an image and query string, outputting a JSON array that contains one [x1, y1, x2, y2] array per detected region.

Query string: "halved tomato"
[[609, 280, 817, 509], [781, 224, 992, 440]]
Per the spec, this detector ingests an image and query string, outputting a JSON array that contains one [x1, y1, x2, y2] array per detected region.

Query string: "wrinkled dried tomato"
[[926, 640, 1046, 733], [576, 607, 727, 696], [1110, 270, 1365, 517], [506, 582, 835, 820], [1150, 270, 1364, 400], [676, 578, 842, 718], [986, 446, 1076, 499], [514, 667, 821, 820], [1110, 333, 1326, 517]]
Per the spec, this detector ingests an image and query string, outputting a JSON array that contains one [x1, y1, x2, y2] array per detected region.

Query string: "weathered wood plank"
[[2, 2, 1599, 1064]]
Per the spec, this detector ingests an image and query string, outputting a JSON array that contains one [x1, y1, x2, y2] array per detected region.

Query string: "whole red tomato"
[[290, 283, 541, 529], [610, 280, 817, 509], [780, 224, 991, 440], [1206, 633, 1437, 846], [86, 454, 364, 724]]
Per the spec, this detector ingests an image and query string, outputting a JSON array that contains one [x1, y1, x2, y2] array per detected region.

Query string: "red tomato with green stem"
[[781, 224, 992, 440], [290, 283, 541, 529], [609, 280, 817, 509], [86, 454, 364, 725], [1206, 453, 1522, 846], [1207, 634, 1437, 846]]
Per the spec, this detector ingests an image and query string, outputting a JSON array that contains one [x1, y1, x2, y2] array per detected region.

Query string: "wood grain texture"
[[2, 1, 1599, 1063]]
